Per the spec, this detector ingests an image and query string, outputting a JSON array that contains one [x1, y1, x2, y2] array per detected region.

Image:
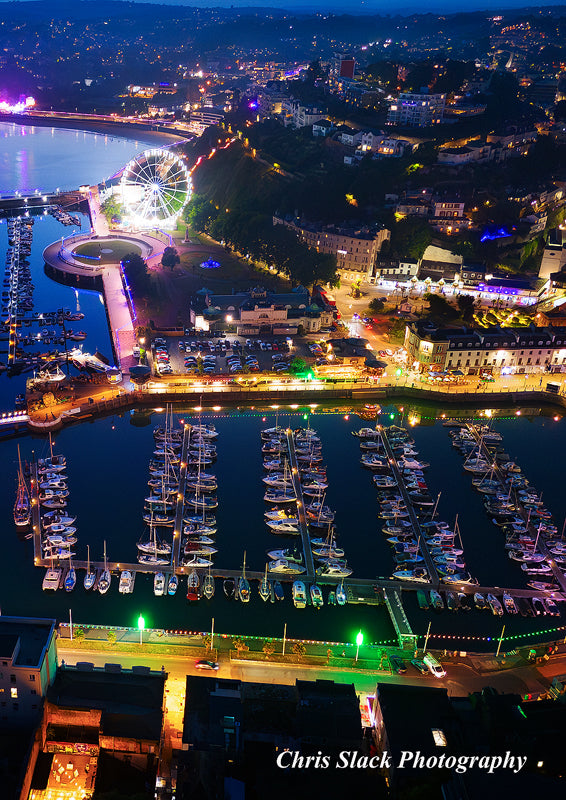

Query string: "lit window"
[[432, 728, 447, 747], [10, 688, 17, 699]]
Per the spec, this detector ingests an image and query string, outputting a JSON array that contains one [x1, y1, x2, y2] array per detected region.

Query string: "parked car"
[[390, 655, 407, 674], [411, 658, 428, 675], [195, 659, 219, 670]]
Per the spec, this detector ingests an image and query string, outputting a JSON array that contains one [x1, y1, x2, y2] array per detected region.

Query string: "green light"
[[303, 414, 308, 420], [138, 615, 145, 631], [396, 368, 402, 376], [356, 630, 364, 646], [389, 413, 394, 419]]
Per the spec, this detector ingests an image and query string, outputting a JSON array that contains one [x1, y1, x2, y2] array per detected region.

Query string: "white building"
[[188, 108, 225, 136], [387, 92, 446, 127]]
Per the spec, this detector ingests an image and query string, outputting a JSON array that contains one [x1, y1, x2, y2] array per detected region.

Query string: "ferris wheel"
[[119, 148, 191, 228]]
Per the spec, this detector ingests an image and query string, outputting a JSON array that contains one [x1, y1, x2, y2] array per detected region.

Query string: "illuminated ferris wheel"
[[120, 148, 191, 228]]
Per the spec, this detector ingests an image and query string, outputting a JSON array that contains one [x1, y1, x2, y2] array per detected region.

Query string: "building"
[[437, 141, 493, 166], [273, 216, 390, 279], [405, 321, 566, 375], [396, 198, 429, 217], [281, 100, 326, 129], [370, 257, 419, 283], [188, 107, 224, 136], [27, 663, 166, 800], [312, 119, 333, 137], [460, 261, 487, 286], [0, 616, 57, 727], [539, 227, 566, 280], [387, 91, 446, 127], [193, 285, 333, 335], [375, 137, 413, 157]]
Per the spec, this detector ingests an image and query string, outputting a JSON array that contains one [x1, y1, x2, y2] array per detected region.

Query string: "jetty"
[[285, 428, 316, 580], [380, 425, 440, 587]]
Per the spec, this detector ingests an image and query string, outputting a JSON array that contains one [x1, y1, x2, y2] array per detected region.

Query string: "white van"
[[423, 652, 446, 678]]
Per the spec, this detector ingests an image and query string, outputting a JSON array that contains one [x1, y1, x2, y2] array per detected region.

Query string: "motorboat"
[[264, 489, 296, 504], [119, 570, 134, 594], [183, 542, 217, 556], [186, 494, 218, 509], [392, 568, 429, 583], [312, 544, 345, 559], [502, 592, 518, 614], [473, 593, 489, 611], [266, 519, 299, 533], [42, 514, 76, 528], [373, 475, 397, 489], [273, 580, 284, 601], [542, 597, 560, 616], [154, 572, 166, 596], [352, 428, 380, 439], [310, 584, 323, 608], [183, 555, 213, 567], [138, 553, 170, 566], [267, 548, 303, 563], [486, 593, 504, 616], [168, 574, 179, 595], [292, 580, 307, 608], [531, 597, 547, 616], [268, 559, 306, 575], [183, 523, 216, 537], [185, 512, 216, 525], [316, 561, 352, 578]]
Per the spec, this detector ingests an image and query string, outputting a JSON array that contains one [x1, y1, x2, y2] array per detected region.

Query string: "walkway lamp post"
[[355, 630, 363, 662]]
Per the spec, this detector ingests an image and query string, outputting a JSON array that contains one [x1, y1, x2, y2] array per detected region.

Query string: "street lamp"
[[355, 630, 363, 662], [138, 614, 145, 646]]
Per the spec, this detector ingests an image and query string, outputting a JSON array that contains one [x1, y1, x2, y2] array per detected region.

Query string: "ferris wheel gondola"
[[120, 148, 191, 228]]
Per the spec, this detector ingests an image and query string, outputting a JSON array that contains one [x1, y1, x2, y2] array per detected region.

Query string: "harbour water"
[[0, 122, 565, 652]]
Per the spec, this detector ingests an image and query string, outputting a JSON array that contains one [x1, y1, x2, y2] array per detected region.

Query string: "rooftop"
[[0, 616, 56, 667]]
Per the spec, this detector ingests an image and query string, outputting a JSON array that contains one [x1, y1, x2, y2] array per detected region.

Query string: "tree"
[[100, 194, 124, 226], [262, 640, 276, 658], [122, 252, 149, 294], [425, 293, 458, 321], [74, 627, 85, 640], [292, 642, 306, 659], [232, 638, 249, 653], [106, 630, 117, 645], [390, 218, 432, 261], [289, 356, 307, 375], [457, 294, 476, 321], [161, 246, 180, 269], [369, 297, 385, 314]]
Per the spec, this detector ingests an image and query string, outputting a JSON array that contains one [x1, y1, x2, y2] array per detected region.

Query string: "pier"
[[383, 588, 417, 650], [285, 428, 316, 580], [467, 424, 566, 594], [380, 425, 440, 587], [30, 461, 42, 563], [171, 424, 190, 571]]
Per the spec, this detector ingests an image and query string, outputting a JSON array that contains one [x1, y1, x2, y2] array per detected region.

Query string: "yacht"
[[267, 548, 303, 563], [502, 592, 518, 614], [264, 489, 296, 504], [187, 570, 200, 601], [84, 545, 96, 590], [42, 567, 62, 591], [310, 584, 323, 608], [273, 580, 285, 601], [203, 572, 215, 599], [154, 572, 166, 596], [486, 593, 504, 616], [336, 583, 347, 606], [119, 570, 134, 594], [183, 555, 213, 568], [268, 559, 306, 575], [258, 566, 270, 601], [316, 561, 353, 578], [13, 445, 31, 527], [238, 551, 250, 602], [266, 519, 299, 533], [292, 580, 307, 608]]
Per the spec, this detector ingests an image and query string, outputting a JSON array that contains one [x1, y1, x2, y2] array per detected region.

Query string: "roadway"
[[56, 642, 559, 704]]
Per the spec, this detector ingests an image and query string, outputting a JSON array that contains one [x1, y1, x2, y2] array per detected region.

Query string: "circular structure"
[[72, 238, 142, 266], [200, 259, 221, 269], [120, 148, 191, 229]]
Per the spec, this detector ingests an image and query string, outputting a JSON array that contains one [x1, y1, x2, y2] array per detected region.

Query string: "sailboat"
[[64, 557, 76, 592], [202, 565, 215, 599], [237, 551, 250, 603], [138, 509, 171, 564], [84, 544, 96, 590], [186, 569, 200, 601], [13, 445, 31, 527], [258, 564, 270, 601], [97, 540, 111, 595]]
